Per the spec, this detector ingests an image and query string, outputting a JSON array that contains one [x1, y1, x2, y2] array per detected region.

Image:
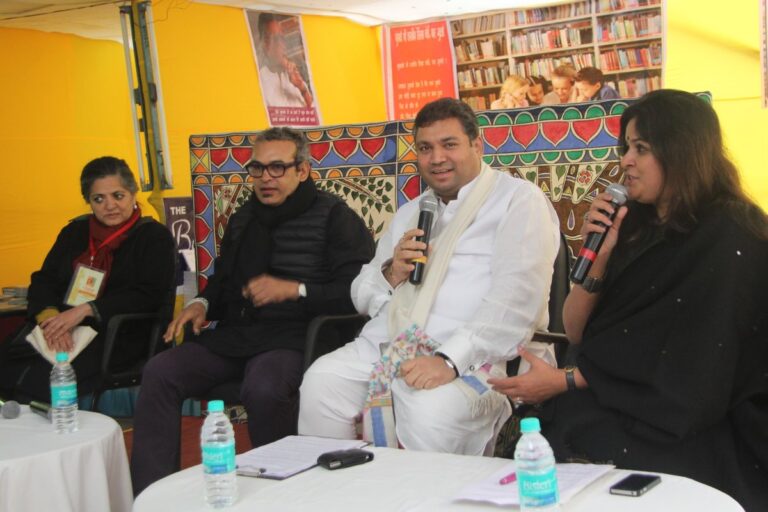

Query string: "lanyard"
[[88, 215, 139, 264]]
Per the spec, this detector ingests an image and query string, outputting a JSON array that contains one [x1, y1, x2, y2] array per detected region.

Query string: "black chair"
[[507, 231, 572, 376], [90, 311, 172, 411], [197, 313, 369, 404]]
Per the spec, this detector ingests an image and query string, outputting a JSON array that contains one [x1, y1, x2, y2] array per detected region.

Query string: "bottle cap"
[[520, 417, 542, 433], [55, 352, 69, 362], [208, 400, 225, 413]]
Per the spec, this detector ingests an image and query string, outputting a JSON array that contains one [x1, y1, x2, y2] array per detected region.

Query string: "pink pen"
[[499, 471, 517, 485]]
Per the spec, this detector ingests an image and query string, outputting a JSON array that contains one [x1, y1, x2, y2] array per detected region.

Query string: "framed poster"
[[246, 10, 321, 126]]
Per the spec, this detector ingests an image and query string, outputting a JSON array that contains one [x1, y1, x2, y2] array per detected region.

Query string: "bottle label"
[[202, 441, 236, 474], [51, 383, 78, 407], [518, 467, 559, 507]]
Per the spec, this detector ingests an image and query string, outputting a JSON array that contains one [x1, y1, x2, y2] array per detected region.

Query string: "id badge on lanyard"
[[64, 264, 106, 306]]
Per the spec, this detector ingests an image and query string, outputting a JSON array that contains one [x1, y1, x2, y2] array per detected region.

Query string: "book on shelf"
[[510, 23, 592, 54], [450, 12, 506, 36], [600, 43, 661, 71], [616, 74, 661, 97], [597, 13, 661, 41], [513, 52, 595, 80], [597, 0, 660, 13], [510, 1, 590, 26]]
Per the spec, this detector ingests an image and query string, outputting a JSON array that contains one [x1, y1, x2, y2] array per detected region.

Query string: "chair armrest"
[[101, 312, 163, 375], [303, 314, 369, 372]]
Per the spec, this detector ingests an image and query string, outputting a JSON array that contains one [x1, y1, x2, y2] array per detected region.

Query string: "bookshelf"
[[450, 0, 664, 108]]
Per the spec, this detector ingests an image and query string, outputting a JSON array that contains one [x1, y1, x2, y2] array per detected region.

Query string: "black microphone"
[[0, 398, 21, 419], [30, 400, 53, 421], [570, 183, 628, 284], [409, 196, 439, 285]]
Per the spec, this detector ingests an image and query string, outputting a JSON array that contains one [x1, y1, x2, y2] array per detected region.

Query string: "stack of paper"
[[455, 463, 614, 506], [236, 436, 368, 480]]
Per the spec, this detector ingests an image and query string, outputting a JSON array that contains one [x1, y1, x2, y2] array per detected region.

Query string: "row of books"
[[462, 94, 497, 111], [450, 13, 506, 36], [509, 1, 590, 26], [600, 44, 661, 70], [596, 0, 661, 13], [596, 13, 661, 41], [457, 62, 510, 90], [512, 52, 596, 80], [615, 75, 661, 97], [510, 25, 593, 54], [455, 36, 507, 63]]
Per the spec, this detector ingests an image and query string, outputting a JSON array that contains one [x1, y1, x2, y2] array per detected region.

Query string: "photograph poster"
[[383, 20, 458, 120], [246, 10, 321, 126]]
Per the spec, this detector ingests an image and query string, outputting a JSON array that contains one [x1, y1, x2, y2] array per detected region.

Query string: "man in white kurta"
[[299, 98, 560, 455]]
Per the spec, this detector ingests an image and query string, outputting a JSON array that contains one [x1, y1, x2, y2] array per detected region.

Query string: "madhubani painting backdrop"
[[189, 94, 710, 290]]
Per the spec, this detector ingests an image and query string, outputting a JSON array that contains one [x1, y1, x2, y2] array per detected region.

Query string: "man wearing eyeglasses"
[[130, 127, 375, 496]]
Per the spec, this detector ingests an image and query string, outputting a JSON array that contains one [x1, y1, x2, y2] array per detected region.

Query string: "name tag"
[[64, 264, 106, 306]]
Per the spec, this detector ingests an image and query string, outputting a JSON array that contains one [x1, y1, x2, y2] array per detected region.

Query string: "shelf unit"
[[450, 0, 664, 109]]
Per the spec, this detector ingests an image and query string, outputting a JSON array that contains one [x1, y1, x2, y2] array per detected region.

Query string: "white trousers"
[[298, 342, 511, 456]]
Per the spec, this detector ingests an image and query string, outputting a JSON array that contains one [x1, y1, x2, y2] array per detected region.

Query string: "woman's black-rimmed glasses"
[[245, 160, 299, 178]]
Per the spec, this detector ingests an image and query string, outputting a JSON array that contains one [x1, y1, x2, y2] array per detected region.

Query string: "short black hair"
[[254, 127, 310, 163], [414, 98, 479, 141], [80, 156, 138, 202], [257, 12, 278, 39]]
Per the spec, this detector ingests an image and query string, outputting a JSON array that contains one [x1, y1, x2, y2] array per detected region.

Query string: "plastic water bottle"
[[201, 400, 237, 508], [50, 351, 78, 433], [514, 417, 560, 511]]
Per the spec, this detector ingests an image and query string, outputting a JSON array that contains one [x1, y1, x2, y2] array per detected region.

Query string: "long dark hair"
[[618, 89, 766, 239]]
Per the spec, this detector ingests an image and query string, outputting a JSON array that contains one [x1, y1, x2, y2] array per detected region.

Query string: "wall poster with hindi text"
[[383, 20, 458, 120]]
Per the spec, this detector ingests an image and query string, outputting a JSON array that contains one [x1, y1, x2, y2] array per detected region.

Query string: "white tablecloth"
[[133, 446, 743, 512], [0, 405, 132, 512]]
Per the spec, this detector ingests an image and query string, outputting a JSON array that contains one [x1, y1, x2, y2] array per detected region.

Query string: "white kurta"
[[258, 65, 308, 107], [299, 170, 560, 454]]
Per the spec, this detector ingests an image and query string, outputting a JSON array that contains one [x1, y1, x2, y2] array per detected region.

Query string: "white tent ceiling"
[[0, 0, 559, 41]]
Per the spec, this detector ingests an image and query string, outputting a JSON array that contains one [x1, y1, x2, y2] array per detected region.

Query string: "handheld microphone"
[[30, 400, 53, 421], [409, 196, 439, 285], [570, 183, 628, 284], [0, 398, 21, 419]]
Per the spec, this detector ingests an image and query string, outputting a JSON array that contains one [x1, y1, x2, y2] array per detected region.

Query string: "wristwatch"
[[564, 366, 577, 391], [580, 275, 604, 293], [298, 283, 307, 299], [434, 351, 460, 378]]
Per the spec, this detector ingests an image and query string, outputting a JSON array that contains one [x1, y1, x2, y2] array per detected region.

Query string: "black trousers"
[[129, 341, 303, 496]]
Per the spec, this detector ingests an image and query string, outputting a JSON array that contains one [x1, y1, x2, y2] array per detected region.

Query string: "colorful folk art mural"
[[189, 94, 711, 290]]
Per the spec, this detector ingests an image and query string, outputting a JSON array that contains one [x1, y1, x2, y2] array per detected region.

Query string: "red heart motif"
[[193, 189, 210, 214], [572, 119, 601, 144], [605, 116, 620, 139], [540, 121, 568, 146], [402, 175, 422, 201], [210, 149, 228, 167], [196, 246, 213, 272], [360, 137, 386, 159], [197, 274, 209, 294], [483, 126, 510, 150], [511, 124, 539, 148], [195, 217, 212, 242], [310, 141, 331, 162], [333, 139, 358, 160], [232, 147, 252, 165]]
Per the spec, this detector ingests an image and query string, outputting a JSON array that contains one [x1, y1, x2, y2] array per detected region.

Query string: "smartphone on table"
[[609, 473, 661, 497]]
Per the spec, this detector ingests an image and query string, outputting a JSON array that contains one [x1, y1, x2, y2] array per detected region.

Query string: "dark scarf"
[[73, 205, 142, 282], [231, 179, 317, 290]]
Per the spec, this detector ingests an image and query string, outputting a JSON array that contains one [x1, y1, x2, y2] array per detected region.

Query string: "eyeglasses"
[[244, 160, 300, 178]]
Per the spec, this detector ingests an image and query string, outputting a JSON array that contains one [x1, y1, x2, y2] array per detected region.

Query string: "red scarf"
[[73, 206, 142, 282]]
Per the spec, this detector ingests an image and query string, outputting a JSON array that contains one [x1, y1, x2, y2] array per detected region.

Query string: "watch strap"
[[564, 366, 577, 391], [581, 275, 604, 293]]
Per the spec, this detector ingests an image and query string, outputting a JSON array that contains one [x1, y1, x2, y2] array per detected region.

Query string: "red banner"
[[383, 21, 458, 120]]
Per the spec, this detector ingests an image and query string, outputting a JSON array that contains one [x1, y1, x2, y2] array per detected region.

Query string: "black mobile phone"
[[609, 473, 661, 497], [317, 448, 374, 470]]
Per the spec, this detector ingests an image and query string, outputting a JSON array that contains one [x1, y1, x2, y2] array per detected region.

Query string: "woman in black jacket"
[[489, 90, 768, 511], [0, 156, 176, 402]]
